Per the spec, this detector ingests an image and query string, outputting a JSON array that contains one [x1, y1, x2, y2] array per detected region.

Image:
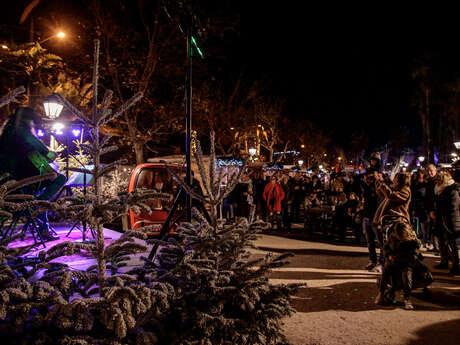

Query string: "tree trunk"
[[134, 139, 144, 164]]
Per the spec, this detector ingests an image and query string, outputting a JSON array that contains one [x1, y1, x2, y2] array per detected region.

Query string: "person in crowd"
[[0, 107, 66, 241], [304, 192, 321, 209], [251, 169, 267, 220], [367, 152, 382, 175], [280, 174, 293, 231], [410, 170, 431, 249], [332, 192, 350, 242], [308, 174, 322, 196], [348, 192, 364, 243], [433, 171, 460, 275], [373, 171, 420, 310], [361, 171, 384, 271], [425, 164, 439, 252], [263, 174, 285, 230], [291, 173, 305, 223], [232, 173, 253, 221], [330, 172, 345, 205]]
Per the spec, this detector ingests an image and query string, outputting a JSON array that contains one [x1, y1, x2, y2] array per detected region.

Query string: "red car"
[[128, 162, 186, 235]]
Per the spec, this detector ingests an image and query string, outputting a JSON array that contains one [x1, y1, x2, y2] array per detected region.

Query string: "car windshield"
[[136, 168, 177, 210]]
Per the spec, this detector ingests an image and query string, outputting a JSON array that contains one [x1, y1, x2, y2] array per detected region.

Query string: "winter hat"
[[370, 152, 381, 161]]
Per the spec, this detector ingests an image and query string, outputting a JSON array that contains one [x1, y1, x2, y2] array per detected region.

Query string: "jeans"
[[363, 217, 384, 265], [419, 221, 431, 245]]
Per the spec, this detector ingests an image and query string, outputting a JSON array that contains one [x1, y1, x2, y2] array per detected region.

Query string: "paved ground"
[[253, 233, 460, 345]]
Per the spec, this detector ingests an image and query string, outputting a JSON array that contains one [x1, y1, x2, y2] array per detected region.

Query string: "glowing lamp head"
[[37, 129, 45, 137], [455, 141, 460, 150], [418, 156, 425, 162], [57, 32, 66, 38], [1, 45, 8, 49], [43, 94, 63, 119], [298, 160, 304, 166], [248, 148, 257, 156]]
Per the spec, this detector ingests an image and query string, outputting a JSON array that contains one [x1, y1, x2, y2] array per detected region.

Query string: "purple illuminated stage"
[[8, 225, 124, 271]]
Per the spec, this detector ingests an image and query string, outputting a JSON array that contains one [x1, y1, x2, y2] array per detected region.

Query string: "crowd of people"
[[222, 152, 460, 308]]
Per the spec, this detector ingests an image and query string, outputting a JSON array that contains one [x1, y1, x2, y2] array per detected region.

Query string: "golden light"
[[1, 45, 8, 49], [230, 127, 234, 130], [338, 157, 342, 160], [257, 124, 262, 128], [300, 144, 305, 148], [57, 32, 66, 38]]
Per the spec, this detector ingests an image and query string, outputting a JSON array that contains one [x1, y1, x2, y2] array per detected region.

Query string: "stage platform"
[[7, 224, 128, 271]]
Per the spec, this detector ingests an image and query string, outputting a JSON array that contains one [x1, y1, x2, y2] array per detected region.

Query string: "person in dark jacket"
[[251, 170, 267, 220], [434, 171, 460, 275], [410, 170, 430, 248], [361, 172, 384, 271], [425, 164, 438, 252], [280, 174, 293, 231], [367, 152, 382, 175]]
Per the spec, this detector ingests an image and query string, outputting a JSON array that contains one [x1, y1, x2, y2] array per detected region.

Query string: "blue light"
[[72, 129, 81, 137], [37, 129, 45, 137]]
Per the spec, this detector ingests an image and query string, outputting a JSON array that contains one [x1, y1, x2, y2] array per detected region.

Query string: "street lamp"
[[43, 94, 63, 119], [248, 147, 257, 156], [39, 31, 66, 44], [418, 156, 425, 163], [300, 144, 305, 148], [298, 160, 304, 166]]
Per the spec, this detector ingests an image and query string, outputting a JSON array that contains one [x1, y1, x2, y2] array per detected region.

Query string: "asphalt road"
[[252, 233, 460, 345]]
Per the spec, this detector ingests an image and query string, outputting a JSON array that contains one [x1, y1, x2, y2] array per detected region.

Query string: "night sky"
[[2, 2, 459, 150]]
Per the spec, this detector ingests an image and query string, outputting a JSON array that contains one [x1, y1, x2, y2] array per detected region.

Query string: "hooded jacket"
[[435, 183, 460, 238]]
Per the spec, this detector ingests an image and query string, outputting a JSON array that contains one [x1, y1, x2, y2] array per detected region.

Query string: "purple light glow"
[[72, 129, 81, 137], [37, 129, 45, 137]]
